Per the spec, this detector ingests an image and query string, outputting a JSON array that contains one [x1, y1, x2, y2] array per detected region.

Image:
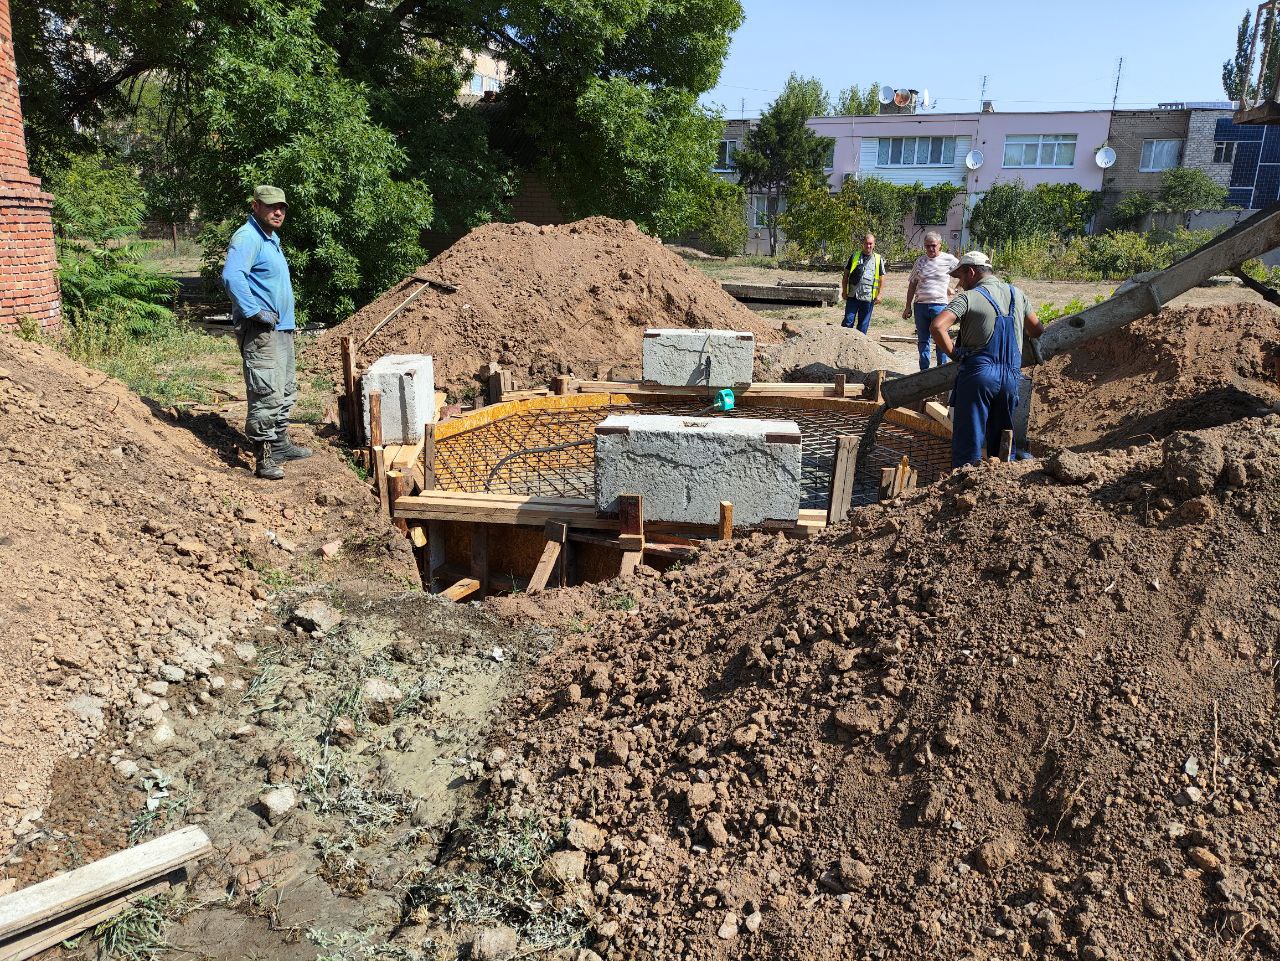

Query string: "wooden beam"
[[552, 375, 572, 396], [341, 336, 357, 444], [0, 827, 211, 961], [826, 435, 859, 525], [718, 501, 734, 541], [619, 552, 643, 577], [879, 466, 896, 501], [440, 577, 480, 602], [618, 493, 644, 552], [833, 373, 847, 398], [866, 370, 886, 404], [470, 524, 489, 598], [923, 401, 951, 431], [527, 520, 568, 593]]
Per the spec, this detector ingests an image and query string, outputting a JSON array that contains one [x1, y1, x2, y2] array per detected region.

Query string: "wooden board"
[[826, 436, 859, 526], [924, 401, 951, 431], [1, 877, 174, 961], [440, 577, 480, 601], [394, 492, 616, 529], [527, 520, 568, 593], [0, 826, 210, 958]]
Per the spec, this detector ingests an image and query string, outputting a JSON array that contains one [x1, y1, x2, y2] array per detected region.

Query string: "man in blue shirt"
[[221, 185, 311, 479]]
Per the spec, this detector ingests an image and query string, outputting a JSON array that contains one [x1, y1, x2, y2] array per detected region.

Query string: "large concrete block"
[[642, 328, 755, 388], [362, 354, 435, 444], [595, 414, 801, 526]]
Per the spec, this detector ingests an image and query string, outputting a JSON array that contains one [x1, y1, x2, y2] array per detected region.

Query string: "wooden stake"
[[892, 455, 910, 496], [553, 375, 572, 396], [833, 373, 847, 398], [617, 493, 644, 552], [999, 429, 1014, 462], [421, 423, 436, 491], [470, 524, 489, 598], [528, 520, 569, 593], [367, 390, 383, 473], [386, 469, 409, 533], [340, 336, 357, 443], [867, 370, 885, 404], [718, 501, 734, 540], [879, 466, 896, 501], [826, 435, 859, 525]]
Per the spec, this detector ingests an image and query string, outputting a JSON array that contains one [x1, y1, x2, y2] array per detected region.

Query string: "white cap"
[[949, 251, 992, 276]]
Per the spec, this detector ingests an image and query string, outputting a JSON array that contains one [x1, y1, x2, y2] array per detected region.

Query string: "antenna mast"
[[1111, 57, 1123, 110]]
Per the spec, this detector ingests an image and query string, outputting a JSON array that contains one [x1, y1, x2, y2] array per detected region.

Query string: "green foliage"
[[1224, 8, 1278, 100], [16, 0, 743, 322], [990, 228, 1221, 282], [46, 156, 178, 340], [776, 177, 856, 265], [969, 179, 1100, 248], [775, 73, 831, 117], [913, 183, 961, 228], [1155, 167, 1229, 213], [844, 176, 915, 262], [735, 75, 834, 254], [833, 83, 881, 117], [1037, 296, 1101, 323], [688, 178, 748, 256], [1111, 191, 1155, 230]]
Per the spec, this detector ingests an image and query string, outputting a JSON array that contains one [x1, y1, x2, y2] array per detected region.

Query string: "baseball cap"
[[253, 185, 288, 207], [949, 251, 991, 276]]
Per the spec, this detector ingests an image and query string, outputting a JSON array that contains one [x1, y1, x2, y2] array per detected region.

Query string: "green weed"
[[90, 893, 183, 960], [606, 593, 636, 611]]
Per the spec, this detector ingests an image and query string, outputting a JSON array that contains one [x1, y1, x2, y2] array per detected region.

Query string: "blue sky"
[[701, 0, 1242, 117]]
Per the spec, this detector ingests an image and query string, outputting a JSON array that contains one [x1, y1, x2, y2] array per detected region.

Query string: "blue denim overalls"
[[951, 283, 1022, 468]]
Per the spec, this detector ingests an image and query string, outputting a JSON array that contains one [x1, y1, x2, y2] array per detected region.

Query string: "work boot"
[[254, 441, 285, 480], [271, 435, 313, 461]]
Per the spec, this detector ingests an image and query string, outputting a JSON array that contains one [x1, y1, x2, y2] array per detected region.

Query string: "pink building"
[[806, 108, 1115, 249]]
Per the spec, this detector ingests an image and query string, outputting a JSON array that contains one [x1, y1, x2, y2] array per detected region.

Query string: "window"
[[714, 139, 738, 171], [874, 136, 956, 166], [1002, 134, 1077, 168], [822, 141, 836, 171], [1213, 141, 1235, 164], [469, 74, 483, 94], [1140, 139, 1183, 172], [751, 194, 784, 227]]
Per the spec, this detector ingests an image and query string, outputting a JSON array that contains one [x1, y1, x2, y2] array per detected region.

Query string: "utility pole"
[[1111, 57, 1123, 110], [978, 74, 987, 111]]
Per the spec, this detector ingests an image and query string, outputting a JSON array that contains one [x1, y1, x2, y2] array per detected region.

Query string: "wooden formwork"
[[337, 343, 950, 600]]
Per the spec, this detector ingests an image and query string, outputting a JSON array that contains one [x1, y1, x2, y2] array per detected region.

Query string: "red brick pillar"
[[0, 0, 60, 331]]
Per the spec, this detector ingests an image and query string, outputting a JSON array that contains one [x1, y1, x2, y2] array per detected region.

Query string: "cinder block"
[[594, 414, 801, 526], [362, 354, 435, 444], [642, 328, 755, 388]]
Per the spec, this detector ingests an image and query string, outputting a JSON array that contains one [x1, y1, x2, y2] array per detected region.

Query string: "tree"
[[733, 76, 833, 255], [833, 83, 881, 117], [1031, 183, 1101, 238], [967, 180, 1044, 249], [688, 178, 748, 256], [777, 176, 857, 264], [14, 0, 744, 320], [1111, 191, 1155, 230], [1155, 168, 1229, 213], [1224, 8, 1279, 101]]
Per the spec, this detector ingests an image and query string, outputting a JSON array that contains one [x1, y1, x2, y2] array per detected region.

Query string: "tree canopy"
[[13, 0, 743, 323]]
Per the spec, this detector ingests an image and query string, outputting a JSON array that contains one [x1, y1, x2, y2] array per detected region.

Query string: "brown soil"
[[315, 217, 783, 398], [0, 334, 414, 855], [757, 321, 912, 381], [487, 415, 1280, 960], [1033, 303, 1280, 452]]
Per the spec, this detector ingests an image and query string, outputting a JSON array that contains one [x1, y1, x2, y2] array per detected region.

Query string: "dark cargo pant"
[[236, 320, 298, 443]]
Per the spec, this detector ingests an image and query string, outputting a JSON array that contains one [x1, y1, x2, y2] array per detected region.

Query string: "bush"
[[776, 177, 856, 266], [970, 180, 1101, 249], [1156, 168, 1228, 213], [687, 179, 749, 256], [46, 156, 178, 340], [1111, 192, 1154, 230]]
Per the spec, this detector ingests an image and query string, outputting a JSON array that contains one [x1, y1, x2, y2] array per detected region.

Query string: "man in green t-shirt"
[[928, 252, 1043, 467]]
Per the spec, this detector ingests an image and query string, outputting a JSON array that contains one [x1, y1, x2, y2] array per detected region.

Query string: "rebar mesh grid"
[[433, 400, 952, 510]]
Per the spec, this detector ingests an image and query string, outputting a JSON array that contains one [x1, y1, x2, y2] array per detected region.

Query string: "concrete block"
[[362, 354, 435, 444], [642, 328, 755, 388], [594, 414, 801, 526]]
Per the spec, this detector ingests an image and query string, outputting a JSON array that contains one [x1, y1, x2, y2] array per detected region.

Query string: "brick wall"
[[1184, 110, 1235, 190], [0, 0, 61, 331]]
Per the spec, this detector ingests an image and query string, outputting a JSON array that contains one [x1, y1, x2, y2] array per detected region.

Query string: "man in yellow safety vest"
[[840, 232, 885, 335]]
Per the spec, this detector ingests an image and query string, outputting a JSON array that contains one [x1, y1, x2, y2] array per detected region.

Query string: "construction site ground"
[[5, 219, 1280, 961]]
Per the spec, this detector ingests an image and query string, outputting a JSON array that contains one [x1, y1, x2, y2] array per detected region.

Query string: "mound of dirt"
[[316, 217, 783, 397], [1031, 303, 1280, 451], [757, 323, 911, 382], [488, 414, 1280, 960], [0, 335, 412, 854]]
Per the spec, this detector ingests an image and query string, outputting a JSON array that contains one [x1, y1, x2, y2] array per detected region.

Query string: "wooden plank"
[[470, 525, 488, 599], [0, 827, 210, 945], [718, 501, 734, 541], [2, 876, 174, 961], [892, 455, 910, 497], [527, 520, 568, 593], [879, 466, 896, 501], [574, 380, 843, 397], [389, 441, 422, 471], [866, 370, 886, 404], [923, 401, 951, 431], [833, 373, 847, 398], [375, 447, 390, 515], [440, 577, 480, 602], [421, 423, 436, 491], [999, 429, 1014, 462], [877, 334, 918, 344], [409, 523, 428, 548], [826, 435, 859, 525], [619, 551, 643, 577], [553, 375, 572, 396]]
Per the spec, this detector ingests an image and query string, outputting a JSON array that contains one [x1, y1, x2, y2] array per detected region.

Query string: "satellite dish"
[[964, 149, 985, 170], [878, 84, 894, 105], [920, 88, 931, 110], [1095, 146, 1117, 169], [893, 89, 912, 107]]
